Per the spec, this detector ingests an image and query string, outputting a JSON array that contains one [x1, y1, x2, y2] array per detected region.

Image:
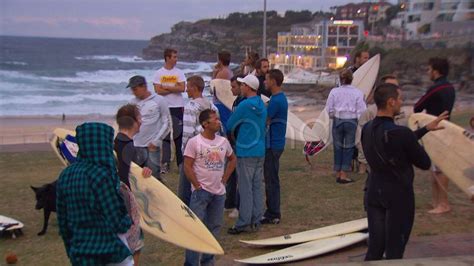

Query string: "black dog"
[[31, 181, 56, 236]]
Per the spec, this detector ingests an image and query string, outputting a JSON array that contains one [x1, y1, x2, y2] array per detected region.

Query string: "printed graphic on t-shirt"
[[160, 75, 178, 86], [200, 146, 225, 171]]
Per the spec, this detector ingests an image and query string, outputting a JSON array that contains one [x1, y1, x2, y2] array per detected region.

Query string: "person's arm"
[[56, 178, 71, 257], [413, 111, 449, 139], [149, 98, 171, 149], [226, 102, 246, 134], [215, 70, 229, 79], [182, 104, 198, 150], [414, 89, 431, 113], [326, 91, 335, 118], [356, 93, 367, 119], [154, 83, 171, 95], [162, 81, 185, 93], [221, 141, 237, 184], [93, 174, 131, 234], [404, 129, 431, 170], [184, 156, 201, 189]]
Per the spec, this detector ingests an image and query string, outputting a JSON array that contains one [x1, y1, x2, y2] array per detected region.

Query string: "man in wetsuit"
[[362, 83, 449, 261], [414, 57, 455, 214]]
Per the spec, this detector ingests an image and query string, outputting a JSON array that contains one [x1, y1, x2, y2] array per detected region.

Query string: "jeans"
[[178, 163, 191, 206], [184, 189, 225, 266], [162, 107, 184, 167], [332, 118, 357, 172], [135, 146, 161, 181], [235, 157, 264, 229], [224, 169, 239, 209], [263, 149, 283, 219]]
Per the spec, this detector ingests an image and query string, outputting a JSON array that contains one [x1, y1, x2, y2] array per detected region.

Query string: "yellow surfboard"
[[408, 113, 474, 201], [51, 128, 224, 254]]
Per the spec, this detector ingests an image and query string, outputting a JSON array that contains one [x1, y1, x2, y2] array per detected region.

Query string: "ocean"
[[0, 36, 215, 116]]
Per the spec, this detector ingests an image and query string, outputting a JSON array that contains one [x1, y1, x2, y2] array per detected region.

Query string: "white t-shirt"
[[153, 67, 186, 108], [184, 134, 233, 195]]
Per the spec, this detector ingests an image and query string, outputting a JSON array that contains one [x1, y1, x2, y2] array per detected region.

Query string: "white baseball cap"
[[237, 75, 259, 91]]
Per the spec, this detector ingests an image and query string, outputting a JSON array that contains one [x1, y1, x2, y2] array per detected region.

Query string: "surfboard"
[[308, 54, 381, 157], [0, 215, 24, 238], [210, 79, 314, 142], [240, 217, 367, 246], [236, 232, 368, 264], [408, 113, 474, 201], [50, 128, 225, 254]]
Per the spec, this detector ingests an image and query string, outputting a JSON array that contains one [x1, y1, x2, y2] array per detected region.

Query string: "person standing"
[[211, 51, 233, 133], [56, 122, 133, 265], [362, 83, 448, 260], [183, 109, 236, 266], [226, 74, 267, 234], [128, 75, 170, 182], [254, 58, 272, 97], [326, 69, 366, 183], [414, 57, 455, 214], [154, 48, 186, 174], [225, 75, 246, 219], [240, 51, 259, 75], [261, 69, 288, 225], [179, 75, 218, 206]]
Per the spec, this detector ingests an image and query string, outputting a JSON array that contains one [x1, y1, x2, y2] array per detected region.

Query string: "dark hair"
[[267, 69, 284, 86], [116, 104, 139, 130], [218, 51, 231, 66], [380, 74, 397, 83], [230, 74, 245, 83], [248, 52, 260, 67], [374, 83, 400, 109], [186, 75, 205, 92], [353, 50, 369, 64], [164, 48, 177, 61], [199, 109, 217, 126], [429, 57, 449, 77], [256, 58, 269, 70], [339, 69, 353, 85]]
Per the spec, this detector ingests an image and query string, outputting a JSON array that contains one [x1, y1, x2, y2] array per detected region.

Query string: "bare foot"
[[428, 206, 451, 214]]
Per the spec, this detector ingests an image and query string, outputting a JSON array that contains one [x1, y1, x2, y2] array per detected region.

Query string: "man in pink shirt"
[[183, 109, 237, 265]]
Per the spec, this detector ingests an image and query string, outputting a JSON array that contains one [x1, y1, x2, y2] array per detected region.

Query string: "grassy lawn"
[[1, 111, 473, 265]]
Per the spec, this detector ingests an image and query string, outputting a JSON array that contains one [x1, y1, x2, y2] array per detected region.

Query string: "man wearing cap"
[[128, 75, 171, 182], [226, 75, 267, 234]]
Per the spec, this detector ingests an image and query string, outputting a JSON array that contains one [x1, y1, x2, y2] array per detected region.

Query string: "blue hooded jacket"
[[226, 95, 267, 157]]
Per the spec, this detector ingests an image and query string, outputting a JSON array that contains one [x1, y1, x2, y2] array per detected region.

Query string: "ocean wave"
[[75, 55, 163, 63], [1, 93, 131, 105], [3, 61, 28, 66], [40, 69, 157, 83]]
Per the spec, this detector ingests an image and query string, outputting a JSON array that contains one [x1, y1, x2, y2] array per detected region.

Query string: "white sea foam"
[[3, 61, 28, 66], [1, 93, 131, 105], [75, 55, 163, 63]]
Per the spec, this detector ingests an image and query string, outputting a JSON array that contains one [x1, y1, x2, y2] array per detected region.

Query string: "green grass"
[[1, 111, 473, 265]]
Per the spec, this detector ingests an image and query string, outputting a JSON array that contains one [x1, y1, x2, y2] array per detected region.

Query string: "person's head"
[[339, 69, 353, 85], [265, 69, 284, 92], [218, 51, 231, 66], [245, 52, 259, 67], [374, 83, 402, 116], [230, 75, 244, 96], [236, 75, 259, 97], [380, 74, 399, 86], [354, 50, 370, 67], [127, 75, 149, 100], [428, 57, 449, 81], [116, 104, 141, 135], [164, 48, 178, 66], [199, 109, 221, 133], [256, 58, 270, 75], [186, 75, 205, 98]]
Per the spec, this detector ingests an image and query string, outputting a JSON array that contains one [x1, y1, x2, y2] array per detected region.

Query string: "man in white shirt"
[[128, 75, 170, 182], [153, 48, 186, 174]]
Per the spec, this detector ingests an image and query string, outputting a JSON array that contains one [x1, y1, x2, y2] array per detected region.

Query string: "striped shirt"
[[182, 97, 218, 151]]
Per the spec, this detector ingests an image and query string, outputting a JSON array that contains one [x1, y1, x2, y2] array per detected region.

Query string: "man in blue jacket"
[[226, 74, 267, 234]]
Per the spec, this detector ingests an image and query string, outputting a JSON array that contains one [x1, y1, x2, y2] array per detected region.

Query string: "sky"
[[1, 0, 391, 40]]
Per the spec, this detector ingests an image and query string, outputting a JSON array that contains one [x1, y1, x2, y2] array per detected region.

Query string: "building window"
[[328, 37, 337, 46], [339, 26, 348, 35], [338, 37, 349, 46], [329, 26, 338, 35], [349, 25, 359, 35]]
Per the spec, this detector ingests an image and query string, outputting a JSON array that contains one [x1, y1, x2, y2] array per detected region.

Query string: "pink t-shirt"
[[184, 134, 233, 195]]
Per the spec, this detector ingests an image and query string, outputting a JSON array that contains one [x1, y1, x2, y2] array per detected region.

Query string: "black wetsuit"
[[362, 116, 431, 260], [414, 76, 455, 116]]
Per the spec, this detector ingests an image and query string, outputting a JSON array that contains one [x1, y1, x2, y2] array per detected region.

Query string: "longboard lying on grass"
[[51, 128, 224, 254], [408, 113, 474, 201], [236, 232, 368, 264], [240, 217, 367, 246], [0, 215, 24, 239]]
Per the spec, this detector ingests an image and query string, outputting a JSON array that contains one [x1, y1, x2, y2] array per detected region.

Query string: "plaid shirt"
[[56, 123, 132, 265]]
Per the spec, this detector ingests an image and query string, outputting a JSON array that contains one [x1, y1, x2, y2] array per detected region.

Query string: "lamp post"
[[263, 0, 267, 58]]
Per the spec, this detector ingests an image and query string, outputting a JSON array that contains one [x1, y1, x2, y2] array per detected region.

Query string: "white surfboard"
[[210, 79, 314, 142], [408, 113, 474, 201], [50, 128, 225, 254], [236, 232, 368, 264], [240, 217, 367, 246], [0, 215, 24, 238], [308, 54, 381, 156]]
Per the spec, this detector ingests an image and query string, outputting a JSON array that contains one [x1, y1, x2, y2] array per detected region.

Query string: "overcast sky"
[[1, 0, 392, 40]]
